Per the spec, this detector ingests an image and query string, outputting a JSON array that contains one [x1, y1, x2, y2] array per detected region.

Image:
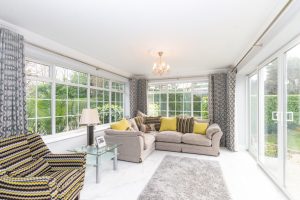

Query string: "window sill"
[[42, 124, 110, 144]]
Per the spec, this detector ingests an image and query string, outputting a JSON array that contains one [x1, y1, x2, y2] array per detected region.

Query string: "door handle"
[[287, 112, 294, 122]]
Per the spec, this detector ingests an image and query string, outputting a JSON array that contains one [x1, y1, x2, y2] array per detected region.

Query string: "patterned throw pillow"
[[9, 157, 51, 177], [140, 124, 156, 133], [144, 116, 161, 131], [134, 116, 144, 130], [137, 110, 147, 117], [177, 117, 194, 133]]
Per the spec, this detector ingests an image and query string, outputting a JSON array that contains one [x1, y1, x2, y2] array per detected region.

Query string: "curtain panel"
[[0, 28, 27, 138], [208, 70, 237, 151], [129, 78, 148, 118]]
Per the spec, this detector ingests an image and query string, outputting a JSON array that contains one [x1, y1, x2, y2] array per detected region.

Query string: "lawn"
[[266, 129, 300, 153]]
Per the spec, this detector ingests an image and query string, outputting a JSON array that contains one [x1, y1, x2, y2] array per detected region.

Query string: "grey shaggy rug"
[[138, 155, 231, 200]]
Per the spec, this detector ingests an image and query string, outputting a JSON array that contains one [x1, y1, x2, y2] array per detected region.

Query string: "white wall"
[[46, 130, 105, 153], [235, 74, 247, 150]]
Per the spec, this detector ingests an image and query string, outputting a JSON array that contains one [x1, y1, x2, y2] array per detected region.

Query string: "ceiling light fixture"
[[152, 51, 170, 76]]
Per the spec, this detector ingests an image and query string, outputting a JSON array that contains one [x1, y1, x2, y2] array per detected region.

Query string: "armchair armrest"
[[0, 175, 59, 200], [43, 153, 86, 171]]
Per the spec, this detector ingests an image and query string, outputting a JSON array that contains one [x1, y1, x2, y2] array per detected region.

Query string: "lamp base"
[[87, 125, 94, 146]]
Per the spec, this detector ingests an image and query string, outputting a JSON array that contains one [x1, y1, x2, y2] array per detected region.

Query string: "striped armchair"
[[0, 134, 86, 200]]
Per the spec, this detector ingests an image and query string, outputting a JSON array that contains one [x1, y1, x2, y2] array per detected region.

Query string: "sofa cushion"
[[177, 117, 194, 133], [144, 116, 161, 131], [159, 117, 177, 131], [193, 122, 209, 135], [111, 118, 130, 131], [134, 116, 144, 130], [182, 133, 212, 146], [0, 135, 33, 172], [9, 157, 51, 177], [143, 134, 156, 150], [129, 118, 139, 131], [155, 131, 183, 143]]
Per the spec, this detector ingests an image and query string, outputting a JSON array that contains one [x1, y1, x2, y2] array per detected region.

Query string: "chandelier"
[[152, 51, 170, 76]]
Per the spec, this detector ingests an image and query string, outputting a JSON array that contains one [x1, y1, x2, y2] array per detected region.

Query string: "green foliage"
[[98, 103, 124, 123]]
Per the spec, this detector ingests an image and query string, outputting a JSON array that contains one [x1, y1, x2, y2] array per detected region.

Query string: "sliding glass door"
[[259, 59, 281, 180], [249, 42, 300, 200], [249, 74, 258, 157], [285, 44, 300, 200]]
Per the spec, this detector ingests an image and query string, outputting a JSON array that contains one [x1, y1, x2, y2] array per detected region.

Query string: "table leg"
[[113, 147, 118, 170], [96, 156, 101, 184]]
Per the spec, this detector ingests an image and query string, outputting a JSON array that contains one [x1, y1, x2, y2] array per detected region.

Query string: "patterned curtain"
[[129, 78, 138, 118], [129, 78, 148, 118], [0, 28, 27, 138], [208, 70, 236, 151]]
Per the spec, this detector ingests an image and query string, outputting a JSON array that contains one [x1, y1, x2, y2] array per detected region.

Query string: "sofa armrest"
[[105, 129, 144, 137], [43, 153, 86, 171], [206, 123, 222, 139], [0, 175, 59, 199]]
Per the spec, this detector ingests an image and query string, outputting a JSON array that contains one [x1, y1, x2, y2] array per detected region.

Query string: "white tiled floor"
[[81, 149, 287, 200]]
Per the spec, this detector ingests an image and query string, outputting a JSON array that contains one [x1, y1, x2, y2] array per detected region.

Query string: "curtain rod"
[[24, 40, 129, 79], [232, 0, 293, 72]]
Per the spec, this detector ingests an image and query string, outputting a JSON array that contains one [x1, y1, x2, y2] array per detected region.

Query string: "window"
[[55, 67, 88, 133], [25, 60, 126, 136], [148, 81, 208, 118], [89, 76, 125, 124], [25, 61, 52, 136]]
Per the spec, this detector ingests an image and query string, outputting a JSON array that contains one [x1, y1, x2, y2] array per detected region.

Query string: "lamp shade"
[[80, 109, 100, 125]]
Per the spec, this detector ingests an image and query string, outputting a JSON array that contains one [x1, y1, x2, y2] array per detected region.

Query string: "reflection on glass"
[[249, 74, 258, 157], [285, 44, 300, 199], [259, 59, 280, 179]]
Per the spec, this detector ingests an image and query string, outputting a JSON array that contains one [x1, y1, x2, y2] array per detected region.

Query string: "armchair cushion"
[[0, 175, 59, 200], [43, 168, 85, 199], [43, 153, 86, 171], [26, 133, 51, 160], [0, 135, 33, 172], [9, 157, 51, 177]]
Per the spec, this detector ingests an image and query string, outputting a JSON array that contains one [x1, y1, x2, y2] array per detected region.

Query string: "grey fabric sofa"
[[104, 123, 223, 163]]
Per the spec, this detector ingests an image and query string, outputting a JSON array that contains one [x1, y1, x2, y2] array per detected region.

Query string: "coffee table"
[[69, 144, 120, 183]]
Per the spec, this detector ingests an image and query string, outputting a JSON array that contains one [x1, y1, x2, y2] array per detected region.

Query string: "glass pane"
[[56, 84, 67, 100], [249, 74, 258, 157], [68, 86, 78, 100], [90, 89, 97, 101], [169, 93, 175, 101], [97, 77, 104, 88], [176, 93, 183, 101], [67, 70, 78, 84], [37, 118, 52, 136], [79, 87, 87, 100], [90, 101, 97, 109], [90, 75, 97, 87], [68, 100, 78, 115], [27, 119, 36, 133], [26, 80, 36, 98], [56, 100, 67, 116], [26, 99, 35, 118], [55, 67, 67, 82], [193, 102, 201, 112], [259, 59, 280, 179], [97, 90, 103, 101], [68, 116, 79, 131], [285, 44, 300, 199], [104, 91, 109, 101], [79, 101, 87, 114], [79, 72, 88, 85], [56, 117, 67, 133], [104, 79, 110, 89], [37, 82, 51, 99], [37, 100, 51, 117], [25, 61, 50, 77]]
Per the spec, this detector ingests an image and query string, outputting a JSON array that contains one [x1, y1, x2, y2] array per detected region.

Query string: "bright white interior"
[[0, 0, 288, 78]]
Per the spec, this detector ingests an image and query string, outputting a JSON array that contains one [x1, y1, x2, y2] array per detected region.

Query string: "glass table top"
[[69, 144, 121, 156]]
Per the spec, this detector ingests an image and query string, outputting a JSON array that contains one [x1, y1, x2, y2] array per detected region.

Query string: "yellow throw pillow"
[[111, 118, 130, 131], [193, 122, 209, 135], [159, 117, 177, 131]]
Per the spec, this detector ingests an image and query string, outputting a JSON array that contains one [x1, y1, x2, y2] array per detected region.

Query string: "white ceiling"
[[0, 0, 288, 79]]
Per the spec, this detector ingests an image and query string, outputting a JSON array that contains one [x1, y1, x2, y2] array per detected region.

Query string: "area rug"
[[138, 155, 231, 200]]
